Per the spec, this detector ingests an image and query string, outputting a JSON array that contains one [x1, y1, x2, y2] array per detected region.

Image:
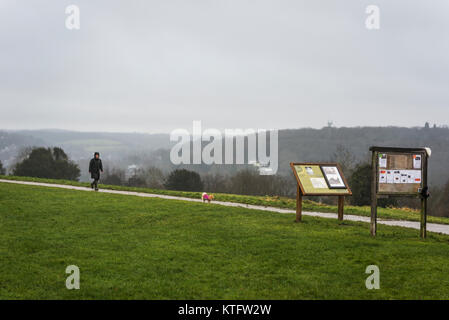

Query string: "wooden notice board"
[[290, 162, 352, 222], [377, 152, 423, 195], [370, 146, 430, 238]]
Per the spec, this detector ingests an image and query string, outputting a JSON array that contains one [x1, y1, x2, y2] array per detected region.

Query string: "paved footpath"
[[1, 178, 448, 235]]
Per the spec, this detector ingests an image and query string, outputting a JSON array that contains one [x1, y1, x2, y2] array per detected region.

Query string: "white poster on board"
[[311, 177, 327, 189], [400, 171, 408, 183], [379, 154, 387, 168], [379, 170, 387, 183], [413, 155, 422, 169], [413, 170, 422, 184], [386, 170, 394, 184], [393, 170, 401, 184], [406, 171, 414, 184], [402, 170, 422, 184]]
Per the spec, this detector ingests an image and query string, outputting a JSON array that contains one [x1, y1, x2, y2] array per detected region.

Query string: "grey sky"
[[1, 1, 448, 133]]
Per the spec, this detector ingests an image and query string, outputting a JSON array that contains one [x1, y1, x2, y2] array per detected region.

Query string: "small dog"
[[202, 192, 214, 203]]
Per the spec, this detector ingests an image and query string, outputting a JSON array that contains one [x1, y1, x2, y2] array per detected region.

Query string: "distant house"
[[126, 164, 138, 179]]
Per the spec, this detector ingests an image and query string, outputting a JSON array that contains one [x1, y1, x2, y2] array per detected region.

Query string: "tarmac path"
[[1, 178, 448, 235]]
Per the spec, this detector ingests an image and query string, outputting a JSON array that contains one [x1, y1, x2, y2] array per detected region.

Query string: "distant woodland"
[[2, 124, 449, 216]]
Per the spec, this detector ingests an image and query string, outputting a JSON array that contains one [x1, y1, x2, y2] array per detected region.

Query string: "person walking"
[[89, 152, 103, 191]]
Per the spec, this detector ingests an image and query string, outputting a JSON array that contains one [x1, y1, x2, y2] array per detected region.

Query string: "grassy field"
[[1, 181, 449, 299], [1, 175, 448, 225]]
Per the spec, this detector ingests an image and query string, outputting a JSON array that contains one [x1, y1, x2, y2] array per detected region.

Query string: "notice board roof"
[[369, 146, 428, 153]]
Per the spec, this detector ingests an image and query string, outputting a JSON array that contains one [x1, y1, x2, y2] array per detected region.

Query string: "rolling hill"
[[3, 125, 449, 187]]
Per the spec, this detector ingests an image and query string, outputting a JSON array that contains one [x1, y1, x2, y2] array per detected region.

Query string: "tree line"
[[2, 146, 448, 217]]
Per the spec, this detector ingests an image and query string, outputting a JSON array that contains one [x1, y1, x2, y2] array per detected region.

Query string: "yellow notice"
[[293, 165, 350, 195]]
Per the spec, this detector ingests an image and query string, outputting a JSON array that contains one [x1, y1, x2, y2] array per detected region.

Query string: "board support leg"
[[420, 197, 427, 238], [296, 184, 302, 223], [370, 151, 378, 236], [338, 196, 344, 221], [420, 153, 428, 239]]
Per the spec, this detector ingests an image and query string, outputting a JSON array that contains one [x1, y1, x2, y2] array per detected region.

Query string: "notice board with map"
[[290, 163, 352, 196], [290, 162, 352, 222]]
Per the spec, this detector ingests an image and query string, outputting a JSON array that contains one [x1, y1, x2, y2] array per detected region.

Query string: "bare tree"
[[330, 144, 356, 177]]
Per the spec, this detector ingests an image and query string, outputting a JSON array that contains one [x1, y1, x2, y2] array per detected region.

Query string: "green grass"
[[1, 182, 449, 299], [1, 175, 448, 225]]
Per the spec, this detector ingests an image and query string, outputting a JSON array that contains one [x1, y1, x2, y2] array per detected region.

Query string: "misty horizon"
[[2, 122, 447, 135]]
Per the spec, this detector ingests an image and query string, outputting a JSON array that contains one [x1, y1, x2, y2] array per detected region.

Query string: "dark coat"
[[89, 158, 103, 179]]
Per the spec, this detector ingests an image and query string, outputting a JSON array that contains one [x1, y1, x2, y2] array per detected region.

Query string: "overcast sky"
[[1, 1, 448, 133]]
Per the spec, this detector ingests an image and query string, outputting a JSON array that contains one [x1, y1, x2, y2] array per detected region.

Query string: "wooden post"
[[296, 183, 302, 222], [420, 153, 428, 239], [338, 196, 344, 221], [421, 196, 427, 239], [370, 151, 378, 236]]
